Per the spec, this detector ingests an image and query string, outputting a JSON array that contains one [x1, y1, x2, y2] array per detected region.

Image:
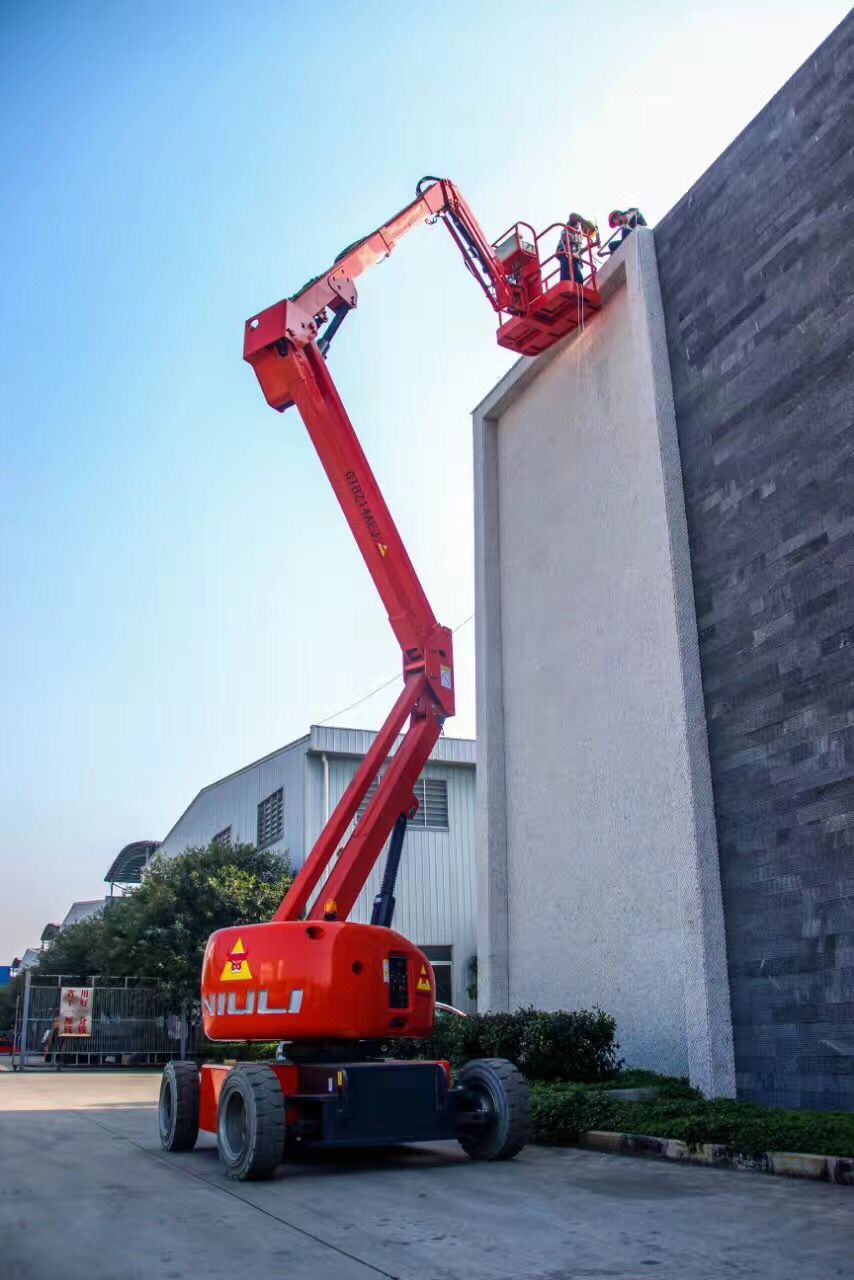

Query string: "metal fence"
[[13, 973, 187, 1068]]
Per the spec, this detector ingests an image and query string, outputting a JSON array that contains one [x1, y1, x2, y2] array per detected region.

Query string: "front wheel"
[[217, 1064, 285, 1181], [456, 1058, 530, 1160], [159, 1061, 200, 1152]]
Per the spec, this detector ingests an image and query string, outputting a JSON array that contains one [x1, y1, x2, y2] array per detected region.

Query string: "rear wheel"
[[159, 1060, 200, 1152], [217, 1063, 285, 1181], [456, 1058, 530, 1160]]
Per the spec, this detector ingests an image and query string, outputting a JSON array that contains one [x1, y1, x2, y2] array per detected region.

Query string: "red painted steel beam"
[[274, 675, 426, 923], [285, 344, 443, 658], [306, 708, 441, 921], [261, 339, 454, 924]]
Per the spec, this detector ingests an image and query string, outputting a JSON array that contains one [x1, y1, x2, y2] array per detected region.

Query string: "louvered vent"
[[356, 776, 448, 830], [257, 788, 284, 848]]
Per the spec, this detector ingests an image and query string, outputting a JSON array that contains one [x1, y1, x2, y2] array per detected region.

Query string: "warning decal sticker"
[[416, 962, 432, 994], [220, 937, 253, 982]]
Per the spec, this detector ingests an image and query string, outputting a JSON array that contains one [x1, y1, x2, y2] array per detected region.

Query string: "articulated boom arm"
[[256, 339, 454, 926], [244, 177, 601, 926], [244, 177, 518, 417], [244, 184, 477, 924], [244, 178, 501, 928]]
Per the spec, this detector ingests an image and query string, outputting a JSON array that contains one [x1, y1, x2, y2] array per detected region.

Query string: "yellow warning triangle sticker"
[[377, 543, 388, 557], [417, 963, 431, 993], [220, 936, 252, 982]]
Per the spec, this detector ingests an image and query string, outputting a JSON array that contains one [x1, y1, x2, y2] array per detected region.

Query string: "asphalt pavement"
[[0, 1071, 851, 1280]]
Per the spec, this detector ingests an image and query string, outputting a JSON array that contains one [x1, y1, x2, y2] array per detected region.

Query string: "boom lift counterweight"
[[158, 178, 603, 1180]]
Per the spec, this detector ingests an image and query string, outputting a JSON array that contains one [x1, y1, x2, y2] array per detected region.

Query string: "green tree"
[[33, 842, 292, 1006], [0, 974, 23, 1031]]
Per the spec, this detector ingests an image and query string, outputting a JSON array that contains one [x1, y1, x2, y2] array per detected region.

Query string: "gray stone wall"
[[655, 14, 854, 1109]]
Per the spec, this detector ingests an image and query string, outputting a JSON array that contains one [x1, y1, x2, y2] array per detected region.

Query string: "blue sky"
[[1, 0, 848, 957]]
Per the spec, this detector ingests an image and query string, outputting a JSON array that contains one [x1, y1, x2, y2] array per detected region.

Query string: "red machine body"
[[202, 921, 435, 1042], [196, 1057, 453, 1142]]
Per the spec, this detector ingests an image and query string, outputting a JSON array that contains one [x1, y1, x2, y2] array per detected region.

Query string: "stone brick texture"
[[655, 14, 854, 1110]]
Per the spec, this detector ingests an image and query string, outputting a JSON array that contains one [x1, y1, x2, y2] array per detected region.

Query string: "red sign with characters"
[[59, 986, 94, 1036]]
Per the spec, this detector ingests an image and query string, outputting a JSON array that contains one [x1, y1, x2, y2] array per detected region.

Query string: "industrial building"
[[475, 17, 853, 1110], [157, 724, 477, 1009]]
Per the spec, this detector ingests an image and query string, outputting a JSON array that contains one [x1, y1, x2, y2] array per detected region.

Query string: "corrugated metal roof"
[[309, 724, 475, 765], [180, 732, 312, 805], [104, 840, 160, 885]]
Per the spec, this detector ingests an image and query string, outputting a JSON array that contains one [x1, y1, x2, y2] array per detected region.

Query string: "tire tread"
[[457, 1057, 530, 1161], [218, 1063, 285, 1181], [159, 1060, 200, 1152]]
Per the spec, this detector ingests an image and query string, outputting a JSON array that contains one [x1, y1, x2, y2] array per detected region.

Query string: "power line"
[[317, 612, 474, 726]]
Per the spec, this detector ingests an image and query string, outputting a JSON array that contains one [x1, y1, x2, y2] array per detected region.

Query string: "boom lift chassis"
[[158, 179, 602, 1179]]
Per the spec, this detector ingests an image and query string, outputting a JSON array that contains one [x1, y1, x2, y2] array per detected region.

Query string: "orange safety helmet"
[[608, 210, 624, 229]]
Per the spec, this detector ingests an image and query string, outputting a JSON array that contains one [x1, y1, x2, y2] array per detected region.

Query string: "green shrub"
[[531, 1083, 619, 1143], [199, 1040, 279, 1064], [398, 1006, 621, 1082], [590, 1070, 701, 1099], [529, 1084, 854, 1158], [516, 1008, 621, 1082], [465, 955, 478, 1003], [617, 1098, 854, 1158]]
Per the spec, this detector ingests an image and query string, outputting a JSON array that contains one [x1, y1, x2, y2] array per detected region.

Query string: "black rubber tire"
[[216, 1063, 285, 1181], [456, 1057, 530, 1161], [158, 1060, 200, 1152]]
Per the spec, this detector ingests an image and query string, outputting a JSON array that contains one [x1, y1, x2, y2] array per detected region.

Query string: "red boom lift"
[[158, 178, 601, 1179]]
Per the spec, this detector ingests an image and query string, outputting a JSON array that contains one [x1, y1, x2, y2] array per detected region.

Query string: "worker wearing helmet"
[[557, 213, 598, 285], [607, 207, 647, 253]]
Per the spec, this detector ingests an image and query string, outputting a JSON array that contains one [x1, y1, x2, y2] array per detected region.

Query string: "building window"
[[212, 826, 232, 846], [420, 945, 453, 1005], [356, 775, 449, 831], [257, 788, 284, 849]]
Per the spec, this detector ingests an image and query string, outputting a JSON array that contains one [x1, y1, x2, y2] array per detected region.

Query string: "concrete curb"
[[579, 1131, 854, 1186]]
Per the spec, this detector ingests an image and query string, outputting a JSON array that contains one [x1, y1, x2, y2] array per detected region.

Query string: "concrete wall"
[[655, 14, 854, 1109], [474, 232, 735, 1094]]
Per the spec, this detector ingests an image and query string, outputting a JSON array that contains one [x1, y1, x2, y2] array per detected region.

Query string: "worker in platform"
[[557, 213, 597, 285], [607, 207, 647, 252]]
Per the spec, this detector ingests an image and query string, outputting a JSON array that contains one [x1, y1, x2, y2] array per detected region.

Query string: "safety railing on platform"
[[490, 217, 600, 330]]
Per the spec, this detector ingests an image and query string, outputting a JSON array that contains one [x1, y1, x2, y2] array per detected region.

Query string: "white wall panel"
[[474, 232, 735, 1093]]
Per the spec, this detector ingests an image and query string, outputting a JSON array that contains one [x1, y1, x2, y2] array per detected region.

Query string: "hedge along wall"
[[398, 1008, 621, 1083]]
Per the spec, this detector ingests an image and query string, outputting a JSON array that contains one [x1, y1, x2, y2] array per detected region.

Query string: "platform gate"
[[13, 973, 187, 1068]]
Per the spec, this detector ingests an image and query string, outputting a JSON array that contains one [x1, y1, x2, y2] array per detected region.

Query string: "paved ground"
[[1, 1071, 851, 1280]]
